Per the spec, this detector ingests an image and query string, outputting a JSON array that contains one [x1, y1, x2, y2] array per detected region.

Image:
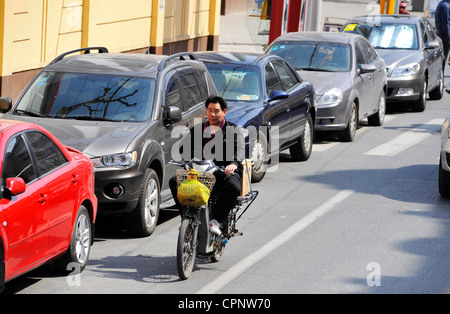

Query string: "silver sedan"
[[266, 32, 387, 142], [343, 15, 445, 112]]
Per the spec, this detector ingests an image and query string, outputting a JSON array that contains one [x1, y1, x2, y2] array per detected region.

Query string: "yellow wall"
[[0, 0, 220, 77], [82, 0, 152, 52], [164, 0, 211, 44]]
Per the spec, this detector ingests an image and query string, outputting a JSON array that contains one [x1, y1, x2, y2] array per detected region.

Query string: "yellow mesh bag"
[[176, 170, 215, 207]]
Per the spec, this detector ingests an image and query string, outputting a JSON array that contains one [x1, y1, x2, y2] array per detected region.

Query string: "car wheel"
[[412, 77, 427, 112], [368, 89, 386, 127], [339, 102, 358, 142], [429, 69, 444, 100], [54, 206, 92, 273], [439, 157, 450, 198], [290, 113, 313, 161], [127, 168, 160, 237], [251, 132, 267, 183]]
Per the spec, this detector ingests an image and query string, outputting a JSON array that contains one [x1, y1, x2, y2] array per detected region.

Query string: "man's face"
[[206, 102, 226, 127]]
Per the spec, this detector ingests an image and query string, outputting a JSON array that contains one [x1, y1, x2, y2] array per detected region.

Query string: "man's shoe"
[[209, 219, 222, 236]]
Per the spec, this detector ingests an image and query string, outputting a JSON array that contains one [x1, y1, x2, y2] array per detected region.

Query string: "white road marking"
[[196, 190, 354, 294], [365, 119, 443, 156], [313, 116, 396, 152]]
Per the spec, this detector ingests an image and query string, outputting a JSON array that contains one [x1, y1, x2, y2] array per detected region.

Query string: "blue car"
[[194, 52, 316, 182]]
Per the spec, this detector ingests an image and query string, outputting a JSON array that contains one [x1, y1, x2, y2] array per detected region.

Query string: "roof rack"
[[49, 47, 109, 65], [157, 52, 198, 71]]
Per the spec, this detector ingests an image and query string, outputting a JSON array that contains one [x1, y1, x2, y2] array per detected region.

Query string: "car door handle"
[[39, 194, 49, 204], [72, 174, 79, 184]]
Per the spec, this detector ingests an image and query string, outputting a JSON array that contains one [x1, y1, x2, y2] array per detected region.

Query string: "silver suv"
[[0, 47, 217, 237]]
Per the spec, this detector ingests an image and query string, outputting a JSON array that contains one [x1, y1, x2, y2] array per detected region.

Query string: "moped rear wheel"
[[177, 217, 196, 279], [211, 239, 225, 263]]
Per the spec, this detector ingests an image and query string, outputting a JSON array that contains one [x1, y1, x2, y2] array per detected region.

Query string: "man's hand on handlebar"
[[224, 163, 237, 176]]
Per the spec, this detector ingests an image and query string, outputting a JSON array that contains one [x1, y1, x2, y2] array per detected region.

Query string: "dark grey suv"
[[0, 47, 217, 237]]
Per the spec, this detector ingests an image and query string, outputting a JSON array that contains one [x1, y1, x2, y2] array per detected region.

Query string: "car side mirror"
[[446, 82, 450, 94], [165, 106, 182, 124], [359, 64, 376, 74], [6, 177, 26, 195], [0, 97, 12, 113], [425, 40, 440, 50], [268, 90, 289, 102]]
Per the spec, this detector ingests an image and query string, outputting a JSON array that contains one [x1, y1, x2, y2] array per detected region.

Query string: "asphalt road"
[[4, 67, 450, 296]]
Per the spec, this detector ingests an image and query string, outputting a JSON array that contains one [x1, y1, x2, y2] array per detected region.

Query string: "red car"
[[0, 120, 97, 292]]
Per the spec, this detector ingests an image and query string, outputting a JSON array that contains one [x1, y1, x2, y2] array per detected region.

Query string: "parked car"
[[0, 119, 97, 292], [343, 15, 445, 112], [194, 51, 316, 182], [438, 83, 450, 198], [266, 32, 387, 142], [0, 47, 217, 237]]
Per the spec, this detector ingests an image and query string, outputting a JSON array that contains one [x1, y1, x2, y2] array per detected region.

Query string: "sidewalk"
[[218, 1, 422, 53]]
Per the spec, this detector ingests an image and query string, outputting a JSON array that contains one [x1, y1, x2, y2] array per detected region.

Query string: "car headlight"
[[391, 63, 420, 77], [318, 88, 343, 106], [92, 152, 137, 168]]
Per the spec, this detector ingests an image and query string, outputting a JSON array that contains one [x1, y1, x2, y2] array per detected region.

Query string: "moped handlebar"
[[169, 159, 224, 173]]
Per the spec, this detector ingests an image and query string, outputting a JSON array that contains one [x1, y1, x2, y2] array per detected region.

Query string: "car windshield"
[[267, 41, 351, 72], [15, 71, 156, 122], [344, 23, 418, 50], [205, 64, 261, 102]]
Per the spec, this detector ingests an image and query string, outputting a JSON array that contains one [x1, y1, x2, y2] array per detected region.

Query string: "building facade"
[[0, 0, 221, 102]]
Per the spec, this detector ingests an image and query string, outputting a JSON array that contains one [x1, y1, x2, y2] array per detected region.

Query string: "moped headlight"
[[318, 88, 343, 106], [391, 63, 420, 77], [92, 152, 137, 168]]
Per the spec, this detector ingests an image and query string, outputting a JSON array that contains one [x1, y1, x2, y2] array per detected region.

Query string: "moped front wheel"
[[177, 217, 197, 279]]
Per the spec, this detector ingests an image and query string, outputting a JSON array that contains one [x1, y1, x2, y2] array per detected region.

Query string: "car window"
[[194, 69, 210, 100], [2, 134, 36, 184], [267, 41, 352, 72], [205, 64, 261, 102], [265, 63, 283, 96], [271, 60, 299, 91], [25, 131, 68, 176], [425, 20, 437, 41], [357, 39, 377, 64], [420, 20, 429, 45], [344, 23, 419, 50], [355, 41, 366, 65], [15, 71, 156, 122], [179, 74, 202, 109], [165, 79, 184, 111]]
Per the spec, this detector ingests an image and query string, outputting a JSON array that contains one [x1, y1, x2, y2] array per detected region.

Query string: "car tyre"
[[368, 89, 386, 127], [290, 113, 313, 161], [439, 157, 450, 198], [339, 102, 358, 142], [412, 77, 427, 112], [127, 168, 160, 237], [429, 69, 444, 100], [54, 206, 92, 274], [251, 131, 268, 183]]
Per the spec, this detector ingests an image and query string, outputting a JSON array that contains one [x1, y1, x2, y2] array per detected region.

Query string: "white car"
[[438, 83, 450, 197]]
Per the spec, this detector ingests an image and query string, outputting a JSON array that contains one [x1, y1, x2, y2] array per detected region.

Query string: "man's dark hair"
[[205, 96, 228, 111]]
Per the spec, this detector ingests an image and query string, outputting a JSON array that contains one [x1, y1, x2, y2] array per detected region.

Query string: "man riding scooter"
[[169, 96, 245, 235]]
